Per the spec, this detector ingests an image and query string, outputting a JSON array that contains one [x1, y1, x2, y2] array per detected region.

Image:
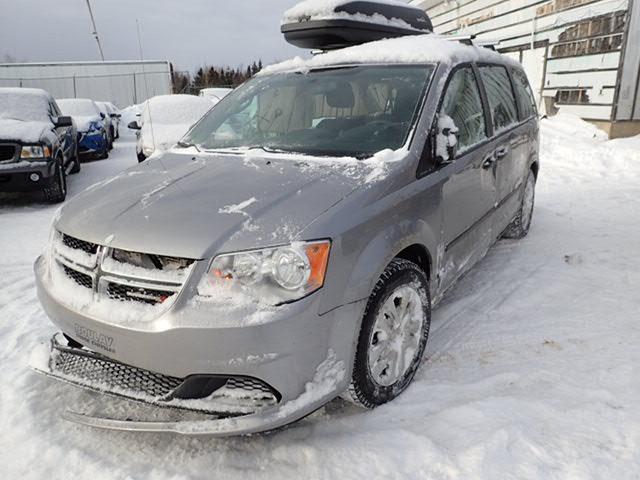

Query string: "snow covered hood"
[[0, 118, 51, 143], [141, 123, 193, 152], [55, 151, 375, 259], [260, 34, 516, 75], [73, 115, 101, 132]]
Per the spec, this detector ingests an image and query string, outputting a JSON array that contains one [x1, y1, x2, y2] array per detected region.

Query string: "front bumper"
[[34, 255, 364, 435], [0, 160, 55, 192], [78, 131, 106, 155]]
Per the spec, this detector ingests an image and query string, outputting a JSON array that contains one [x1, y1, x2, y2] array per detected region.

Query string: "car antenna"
[[136, 18, 156, 152]]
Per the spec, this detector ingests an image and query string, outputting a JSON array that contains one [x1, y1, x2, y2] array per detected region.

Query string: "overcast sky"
[[0, 0, 311, 72]]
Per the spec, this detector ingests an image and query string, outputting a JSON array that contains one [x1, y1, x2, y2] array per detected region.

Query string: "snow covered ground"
[[0, 116, 639, 479]]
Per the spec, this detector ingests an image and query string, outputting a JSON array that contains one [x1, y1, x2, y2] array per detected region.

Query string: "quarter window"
[[479, 66, 518, 133], [512, 69, 537, 119], [439, 67, 487, 154]]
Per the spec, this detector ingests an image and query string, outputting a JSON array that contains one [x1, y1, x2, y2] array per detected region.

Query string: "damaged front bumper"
[[33, 254, 365, 436], [32, 334, 346, 436]]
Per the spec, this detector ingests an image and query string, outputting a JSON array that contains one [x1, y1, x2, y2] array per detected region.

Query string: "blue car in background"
[[56, 98, 109, 159]]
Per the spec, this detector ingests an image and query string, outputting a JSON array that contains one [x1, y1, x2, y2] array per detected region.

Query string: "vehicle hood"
[[74, 115, 101, 132], [0, 118, 50, 143], [56, 151, 373, 259]]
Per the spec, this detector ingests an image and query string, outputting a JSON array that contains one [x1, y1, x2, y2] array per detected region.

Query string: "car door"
[[477, 65, 524, 232], [437, 64, 499, 291]]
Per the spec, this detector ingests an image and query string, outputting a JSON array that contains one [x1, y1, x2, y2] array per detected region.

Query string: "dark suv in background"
[[0, 87, 79, 203]]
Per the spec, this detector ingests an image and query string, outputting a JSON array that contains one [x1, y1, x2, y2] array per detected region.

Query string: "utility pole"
[[85, 0, 105, 61]]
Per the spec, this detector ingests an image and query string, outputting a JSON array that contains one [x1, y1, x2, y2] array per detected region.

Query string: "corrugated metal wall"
[[0, 61, 172, 108], [412, 0, 635, 122]]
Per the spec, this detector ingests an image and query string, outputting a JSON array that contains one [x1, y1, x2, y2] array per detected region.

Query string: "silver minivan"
[[33, 3, 539, 436]]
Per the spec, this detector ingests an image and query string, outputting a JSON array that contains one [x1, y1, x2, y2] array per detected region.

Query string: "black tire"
[[69, 143, 81, 174], [502, 170, 536, 239], [43, 160, 67, 204], [343, 258, 431, 408], [137, 151, 146, 163], [99, 135, 109, 159]]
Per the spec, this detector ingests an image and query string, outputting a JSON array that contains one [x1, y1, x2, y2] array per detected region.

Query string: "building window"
[[555, 89, 590, 104], [551, 12, 626, 58]]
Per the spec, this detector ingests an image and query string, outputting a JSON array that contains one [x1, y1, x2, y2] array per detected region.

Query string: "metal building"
[[411, 0, 640, 137], [0, 60, 173, 108]]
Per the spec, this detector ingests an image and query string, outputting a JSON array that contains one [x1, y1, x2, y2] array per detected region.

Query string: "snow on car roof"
[[260, 34, 517, 76], [142, 94, 214, 125], [0, 87, 52, 120]]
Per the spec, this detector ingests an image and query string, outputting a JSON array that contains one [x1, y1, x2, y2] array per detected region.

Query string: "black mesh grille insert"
[[107, 282, 175, 305], [62, 234, 98, 255], [0, 145, 16, 161], [226, 377, 275, 396], [53, 348, 183, 399], [63, 265, 93, 290]]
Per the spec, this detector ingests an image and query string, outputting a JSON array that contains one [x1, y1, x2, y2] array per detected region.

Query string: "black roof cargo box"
[[282, 1, 433, 50]]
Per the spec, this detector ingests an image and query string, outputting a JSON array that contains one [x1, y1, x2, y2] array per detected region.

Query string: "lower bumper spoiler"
[[31, 334, 344, 436]]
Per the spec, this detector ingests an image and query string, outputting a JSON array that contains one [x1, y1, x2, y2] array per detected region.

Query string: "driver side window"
[[440, 67, 487, 155]]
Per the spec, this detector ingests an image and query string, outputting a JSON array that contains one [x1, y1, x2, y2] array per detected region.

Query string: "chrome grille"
[[63, 265, 93, 290], [62, 234, 98, 255], [106, 282, 175, 305], [53, 231, 195, 308]]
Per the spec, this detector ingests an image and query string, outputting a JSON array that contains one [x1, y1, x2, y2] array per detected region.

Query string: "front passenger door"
[[438, 65, 498, 291]]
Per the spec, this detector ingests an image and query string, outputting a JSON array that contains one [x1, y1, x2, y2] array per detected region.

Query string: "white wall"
[[412, 0, 631, 121], [0, 61, 172, 108]]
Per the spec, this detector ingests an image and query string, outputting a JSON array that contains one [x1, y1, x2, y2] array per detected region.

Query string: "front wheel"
[[43, 161, 67, 204], [69, 143, 81, 174], [502, 170, 536, 239], [343, 258, 430, 408]]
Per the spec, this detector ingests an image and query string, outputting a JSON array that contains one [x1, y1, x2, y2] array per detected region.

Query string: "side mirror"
[[110, 113, 121, 119], [435, 114, 459, 165], [55, 116, 73, 128], [128, 121, 141, 130], [100, 112, 106, 119]]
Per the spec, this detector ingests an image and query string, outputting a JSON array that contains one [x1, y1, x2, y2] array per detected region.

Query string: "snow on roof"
[[260, 34, 516, 76], [142, 94, 214, 125]]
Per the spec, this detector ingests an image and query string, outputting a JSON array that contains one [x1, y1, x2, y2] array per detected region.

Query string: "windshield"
[[0, 90, 50, 122], [183, 65, 434, 158], [57, 99, 100, 117]]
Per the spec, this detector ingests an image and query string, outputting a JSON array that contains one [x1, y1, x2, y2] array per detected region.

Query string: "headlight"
[[142, 145, 155, 156], [197, 240, 331, 305], [20, 145, 50, 159]]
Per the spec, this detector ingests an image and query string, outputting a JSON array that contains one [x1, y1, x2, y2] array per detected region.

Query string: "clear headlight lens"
[[197, 240, 331, 305], [88, 121, 102, 133], [20, 145, 50, 159], [142, 145, 155, 156]]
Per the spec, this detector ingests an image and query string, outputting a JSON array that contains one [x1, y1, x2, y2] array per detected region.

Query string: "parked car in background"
[[100, 102, 121, 140], [128, 94, 214, 162], [57, 98, 109, 160], [95, 102, 114, 150], [0, 87, 79, 203], [199, 87, 233, 104]]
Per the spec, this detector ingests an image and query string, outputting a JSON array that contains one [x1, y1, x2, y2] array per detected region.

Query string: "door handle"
[[494, 146, 508, 159], [482, 155, 495, 169]]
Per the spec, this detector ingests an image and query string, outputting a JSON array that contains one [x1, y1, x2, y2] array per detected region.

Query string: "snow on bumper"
[[34, 255, 364, 434]]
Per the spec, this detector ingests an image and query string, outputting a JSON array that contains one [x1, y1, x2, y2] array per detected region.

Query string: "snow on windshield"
[[0, 88, 51, 122], [184, 65, 434, 158], [57, 98, 100, 117]]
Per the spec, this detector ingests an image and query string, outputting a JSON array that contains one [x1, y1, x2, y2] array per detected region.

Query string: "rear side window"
[[479, 66, 518, 133], [512, 69, 537, 120], [440, 67, 487, 153]]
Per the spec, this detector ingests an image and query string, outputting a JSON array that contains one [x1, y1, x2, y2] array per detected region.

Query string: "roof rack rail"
[[444, 33, 500, 50]]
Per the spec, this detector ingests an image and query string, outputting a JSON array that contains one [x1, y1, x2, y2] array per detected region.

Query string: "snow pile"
[[141, 94, 214, 151], [282, 0, 425, 31], [261, 34, 513, 76]]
